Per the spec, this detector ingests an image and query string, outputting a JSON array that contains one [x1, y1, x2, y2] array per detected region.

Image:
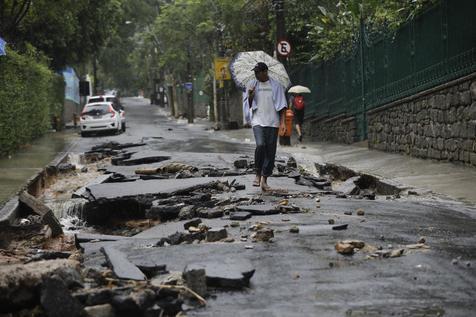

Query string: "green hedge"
[[0, 46, 63, 156]]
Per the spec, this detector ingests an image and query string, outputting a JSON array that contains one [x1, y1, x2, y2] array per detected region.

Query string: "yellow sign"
[[214, 57, 231, 80]]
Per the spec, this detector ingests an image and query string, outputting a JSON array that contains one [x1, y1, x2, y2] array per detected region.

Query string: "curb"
[[0, 196, 19, 227]]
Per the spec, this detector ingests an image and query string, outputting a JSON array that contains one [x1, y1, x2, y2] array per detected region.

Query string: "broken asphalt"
[[0, 97, 475, 317]]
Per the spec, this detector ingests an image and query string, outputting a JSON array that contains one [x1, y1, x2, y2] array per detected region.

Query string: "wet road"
[[69, 97, 255, 155], [67, 98, 476, 316]]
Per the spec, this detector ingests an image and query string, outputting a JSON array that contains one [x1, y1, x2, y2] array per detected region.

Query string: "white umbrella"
[[230, 51, 291, 90], [288, 85, 311, 94]]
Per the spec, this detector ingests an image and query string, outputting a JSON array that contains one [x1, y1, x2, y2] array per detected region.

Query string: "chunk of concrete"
[[233, 159, 248, 169], [229, 212, 252, 221], [19, 192, 63, 237], [84, 304, 114, 317], [40, 276, 84, 317], [251, 228, 274, 242], [72, 174, 112, 199], [75, 233, 128, 249], [187, 260, 255, 289], [86, 178, 217, 200], [206, 228, 228, 242], [184, 218, 202, 230], [101, 246, 146, 281], [198, 208, 224, 219], [0, 260, 81, 312], [334, 176, 360, 195], [332, 224, 348, 231], [146, 202, 185, 221], [236, 204, 279, 215], [112, 150, 171, 166], [130, 258, 167, 278], [335, 242, 354, 255], [183, 265, 207, 297]]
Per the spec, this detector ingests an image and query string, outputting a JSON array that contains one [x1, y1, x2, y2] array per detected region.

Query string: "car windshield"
[[88, 97, 104, 103], [83, 104, 110, 115]]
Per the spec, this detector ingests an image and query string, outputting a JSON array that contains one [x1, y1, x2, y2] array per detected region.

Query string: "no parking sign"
[[277, 40, 291, 57]]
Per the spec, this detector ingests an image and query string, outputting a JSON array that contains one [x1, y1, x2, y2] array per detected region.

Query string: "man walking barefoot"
[[243, 62, 287, 191]]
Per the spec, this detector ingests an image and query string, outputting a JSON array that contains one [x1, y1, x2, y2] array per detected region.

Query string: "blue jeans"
[[253, 126, 278, 177]]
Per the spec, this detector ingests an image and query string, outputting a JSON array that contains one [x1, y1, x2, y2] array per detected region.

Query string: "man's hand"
[[248, 88, 255, 108], [279, 120, 287, 136]]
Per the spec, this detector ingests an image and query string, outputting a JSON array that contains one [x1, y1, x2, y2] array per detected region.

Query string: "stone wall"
[[304, 115, 357, 144], [368, 75, 476, 165]]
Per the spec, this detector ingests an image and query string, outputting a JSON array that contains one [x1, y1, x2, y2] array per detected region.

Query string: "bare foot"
[[260, 176, 271, 191], [253, 175, 261, 187]]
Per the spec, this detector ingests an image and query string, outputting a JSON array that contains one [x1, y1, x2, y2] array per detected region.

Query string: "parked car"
[[80, 102, 122, 136], [86, 95, 126, 131]]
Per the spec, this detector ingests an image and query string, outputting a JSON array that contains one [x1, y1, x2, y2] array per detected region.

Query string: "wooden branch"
[[12, 0, 31, 28], [159, 285, 207, 306]]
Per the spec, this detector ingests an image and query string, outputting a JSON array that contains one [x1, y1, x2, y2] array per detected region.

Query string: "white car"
[[86, 95, 126, 132], [80, 102, 122, 136]]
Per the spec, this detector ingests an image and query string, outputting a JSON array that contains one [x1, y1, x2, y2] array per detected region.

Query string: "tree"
[[0, 0, 32, 41], [0, 0, 125, 71]]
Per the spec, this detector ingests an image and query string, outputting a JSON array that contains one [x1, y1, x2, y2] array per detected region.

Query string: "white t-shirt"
[[251, 81, 280, 128]]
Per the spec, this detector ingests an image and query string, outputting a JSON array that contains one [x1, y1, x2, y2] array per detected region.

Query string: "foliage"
[[0, 0, 32, 40], [126, 0, 274, 96], [286, 0, 439, 62], [97, 0, 164, 94], [0, 0, 123, 71], [0, 46, 60, 156]]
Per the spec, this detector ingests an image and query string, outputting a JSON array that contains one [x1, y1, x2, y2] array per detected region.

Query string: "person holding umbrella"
[[243, 62, 287, 191], [288, 85, 311, 142]]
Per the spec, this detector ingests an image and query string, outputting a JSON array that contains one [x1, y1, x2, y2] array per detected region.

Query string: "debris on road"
[[332, 224, 348, 231], [101, 246, 146, 281], [2, 138, 472, 317], [335, 240, 366, 255], [289, 225, 299, 233], [251, 228, 274, 242], [206, 228, 228, 242], [19, 191, 63, 237]]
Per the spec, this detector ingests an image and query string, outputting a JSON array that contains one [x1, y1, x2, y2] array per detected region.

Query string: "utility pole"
[[274, 0, 286, 66], [359, 12, 367, 141], [274, 0, 291, 146], [187, 47, 194, 123]]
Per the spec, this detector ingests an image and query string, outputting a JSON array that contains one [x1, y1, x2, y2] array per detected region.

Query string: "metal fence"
[[289, 0, 476, 140]]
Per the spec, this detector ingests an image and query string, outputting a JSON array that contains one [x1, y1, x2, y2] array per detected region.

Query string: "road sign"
[[277, 40, 291, 57], [214, 57, 231, 80], [184, 82, 193, 91]]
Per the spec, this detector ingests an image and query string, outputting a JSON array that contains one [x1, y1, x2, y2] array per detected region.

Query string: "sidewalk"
[[218, 128, 476, 205]]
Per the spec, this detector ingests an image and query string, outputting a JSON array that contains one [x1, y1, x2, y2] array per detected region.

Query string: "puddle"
[[0, 130, 73, 204]]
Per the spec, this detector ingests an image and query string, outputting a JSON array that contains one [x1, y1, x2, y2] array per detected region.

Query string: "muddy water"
[[0, 130, 75, 205]]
